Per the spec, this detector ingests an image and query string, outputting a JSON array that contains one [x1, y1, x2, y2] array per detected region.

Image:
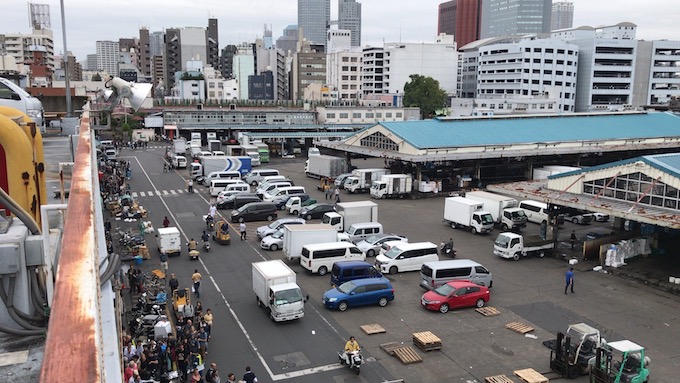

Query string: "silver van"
[[419, 259, 493, 290], [345, 222, 384, 243], [263, 186, 306, 201], [207, 171, 241, 182], [244, 169, 280, 186], [210, 179, 248, 196]]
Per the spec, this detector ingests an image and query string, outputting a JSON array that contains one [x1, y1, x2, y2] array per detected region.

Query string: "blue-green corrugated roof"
[[549, 152, 680, 180], [379, 112, 680, 149]]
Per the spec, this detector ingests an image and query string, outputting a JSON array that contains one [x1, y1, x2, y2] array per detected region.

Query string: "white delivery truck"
[[283, 224, 339, 261], [172, 155, 187, 169], [173, 138, 188, 155], [465, 191, 528, 231], [156, 227, 182, 257], [208, 139, 222, 153], [344, 168, 389, 193], [370, 174, 412, 199], [443, 197, 494, 235], [252, 260, 305, 322], [322, 201, 378, 232], [190, 156, 253, 179], [241, 144, 261, 166], [493, 232, 554, 261], [304, 155, 347, 179]]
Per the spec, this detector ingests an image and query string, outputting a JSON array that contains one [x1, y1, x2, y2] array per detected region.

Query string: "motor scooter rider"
[[188, 238, 198, 252], [343, 336, 360, 367], [446, 238, 454, 251], [201, 230, 210, 246]]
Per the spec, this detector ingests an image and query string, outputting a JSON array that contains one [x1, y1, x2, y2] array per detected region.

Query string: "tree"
[[402, 74, 448, 119]]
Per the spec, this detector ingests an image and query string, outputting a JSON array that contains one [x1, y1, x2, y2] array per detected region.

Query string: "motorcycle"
[[203, 239, 210, 252], [196, 176, 206, 186], [439, 241, 457, 258], [204, 215, 215, 231], [338, 349, 362, 375]]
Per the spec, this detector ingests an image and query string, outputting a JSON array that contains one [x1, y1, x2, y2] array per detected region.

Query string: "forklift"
[[213, 219, 231, 245], [548, 323, 603, 379], [590, 340, 650, 383]]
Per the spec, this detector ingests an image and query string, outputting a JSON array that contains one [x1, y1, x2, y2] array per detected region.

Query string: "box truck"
[[173, 138, 187, 155], [283, 224, 339, 261], [370, 174, 412, 199], [208, 139, 222, 152], [465, 191, 527, 231], [322, 201, 378, 232], [252, 260, 305, 322], [305, 155, 347, 179], [156, 227, 182, 257], [190, 156, 252, 179], [443, 197, 494, 235], [344, 168, 389, 193], [241, 144, 261, 166]]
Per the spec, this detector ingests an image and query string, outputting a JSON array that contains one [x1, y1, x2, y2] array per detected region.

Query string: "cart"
[[172, 288, 194, 320], [213, 219, 231, 245]]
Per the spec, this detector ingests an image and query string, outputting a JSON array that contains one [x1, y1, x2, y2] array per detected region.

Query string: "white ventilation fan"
[[104, 77, 152, 112]]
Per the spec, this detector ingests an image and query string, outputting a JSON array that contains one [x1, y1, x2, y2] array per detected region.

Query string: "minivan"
[[419, 259, 493, 290], [345, 222, 384, 243], [230, 202, 277, 223], [209, 179, 248, 196], [172, 155, 187, 169], [518, 200, 564, 225], [263, 186, 306, 202], [257, 177, 293, 193], [206, 171, 241, 182], [330, 261, 383, 287], [300, 242, 365, 275], [256, 217, 306, 239], [256, 181, 293, 198], [105, 148, 117, 160], [244, 169, 280, 186], [232, 194, 263, 209], [375, 242, 439, 275]]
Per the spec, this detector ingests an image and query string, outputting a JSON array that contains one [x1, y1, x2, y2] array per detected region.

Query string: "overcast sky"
[[3, 0, 679, 61]]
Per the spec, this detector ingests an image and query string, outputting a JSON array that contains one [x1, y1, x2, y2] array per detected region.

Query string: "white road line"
[[170, 190, 177, 195], [162, 190, 169, 195], [155, 190, 161, 196], [177, 189, 184, 194], [147, 191, 154, 195], [131, 192, 138, 197], [130, 156, 345, 381], [139, 192, 146, 197]]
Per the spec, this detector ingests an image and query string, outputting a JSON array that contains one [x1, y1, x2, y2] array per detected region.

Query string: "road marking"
[[131, 192, 138, 197], [271, 363, 345, 380], [162, 190, 169, 195], [147, 190, 154, 195], [170, 190, 177, 195], [155, 190, 161, 196]]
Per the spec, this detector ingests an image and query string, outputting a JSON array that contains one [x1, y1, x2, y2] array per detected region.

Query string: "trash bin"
[[134, 256, 143, 265]]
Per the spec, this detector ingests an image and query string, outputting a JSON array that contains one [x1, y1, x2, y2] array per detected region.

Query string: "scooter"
[[439, 241, 457, 258], [204, 215, 215, 231], [338, 349, 362, 375], [203, 239, 210, 252], [196, 176, 206, 186]]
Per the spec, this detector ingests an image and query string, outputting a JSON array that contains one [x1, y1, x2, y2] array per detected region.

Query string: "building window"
[[339, 113, 349, 118], [360, 131, 399, 151], [326, 113, 336, 119], [583, 172, 679, 210], [396, 112, 402, 118], [352, 113, 361, 118]]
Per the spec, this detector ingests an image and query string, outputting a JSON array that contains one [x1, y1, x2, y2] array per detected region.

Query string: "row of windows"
[[583, 172, 680, 210], [325, 112, 401, 119], [360, 132, 399, 151], [341, 57, 360, 62]]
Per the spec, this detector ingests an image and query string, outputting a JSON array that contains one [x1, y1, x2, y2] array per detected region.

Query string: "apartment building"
[[634, 40, 680, 106], [316, 106, 421, 124], [1, 28, 55, 79]]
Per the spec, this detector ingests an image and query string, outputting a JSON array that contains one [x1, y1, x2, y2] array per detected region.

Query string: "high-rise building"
[[234, 43, 255, 100], [86, 54, 97, 71], [2, 29, 55, 75], [276, 25, 299, 55], [220, 45, 238, 79], [96, 40, 119, 77], [635, 40, 680, 107], [326, 49, 362, 102], [438, 1, 456, 36], [163, 22, 215, 92], [480, 0, 551, 39], [551, 2, 574, 31], [292, 41, 326, 100], [338, 0, 362, 47], [138, 28, 152, 77], [149, 32, 165, 57], [207, 18, 220, 70], [298, 0, 330, 47]]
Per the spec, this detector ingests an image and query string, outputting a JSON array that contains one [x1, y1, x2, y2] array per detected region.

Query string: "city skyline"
[[2, 0, 679, 62]]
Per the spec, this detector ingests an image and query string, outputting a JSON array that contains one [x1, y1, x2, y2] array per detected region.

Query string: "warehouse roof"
[[378, 112, 680, 150], [549, 152, 680, 180]]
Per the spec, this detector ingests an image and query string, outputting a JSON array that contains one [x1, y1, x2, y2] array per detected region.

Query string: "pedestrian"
[[205, 362, 217, 383], [188, 179, 194, 193], [226, 372, 236, 383], [126, 265, 136, 292], [192, 269, 202, 298], [570, 230, 577, 250], [159, 252, 169, 276], [163, 163, 168, 173], [240, 222, 247, 240], [163, 216, 170, 228], [168, 273, 179, 293], [243, 366, 258, 383], [565, 267, 574, 294], [203, 308, 213, 339], [334, 187, 340, 203], [190, 368, 202, 383], [209, 204, 217, 220], [324, 183, 330, 200]]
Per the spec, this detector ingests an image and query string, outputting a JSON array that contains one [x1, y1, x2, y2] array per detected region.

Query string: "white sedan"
[[356, 233, 408, 257], [590, 212, 610, 222]]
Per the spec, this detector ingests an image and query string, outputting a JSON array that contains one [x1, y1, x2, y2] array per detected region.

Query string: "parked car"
[[356, 234, 408, 257], [334, 173, 352, 189], [561, 207, 594, 225], [590, 212, 610, 222], [256, 217, 305, 239], [299, 203, 336, 220], [216, 193, 259, 210], [322, 277, 395, 312], [260, 228, 284, 251], [216, 188, 251, 204], [421, 280, 490, 314]]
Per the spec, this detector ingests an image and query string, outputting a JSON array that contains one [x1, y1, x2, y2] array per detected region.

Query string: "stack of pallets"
[[412, 331, 442, 352], [380, 342, 422, 365]]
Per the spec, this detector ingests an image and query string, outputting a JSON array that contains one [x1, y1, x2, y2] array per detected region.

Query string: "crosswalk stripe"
[[148, 191, 154, 196], [139, 191, 146, 197], [131, 192, 138, 197], [170, 190, 177, 195], [155, 190, 161, 196], [162, 190, 169, 195], [177, 190, 184, 194]]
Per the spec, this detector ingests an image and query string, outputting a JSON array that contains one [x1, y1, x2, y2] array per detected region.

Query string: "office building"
[[327, 49, 362, 102], [551, 2, 574, 31], [256, 46, 286, 101], [292, 41, 326, 100], [249, 71, 275, 100], [233, 43, 255, 100], [138, 28, 152, 77], [327, 30, 352, 53], [204, 66, 239, 102], [86, 54, 97, 71], [220, 45, 238, 79], [2, 29, 55, 76], [298, 0, 330, 47], [634, 40, 680, 106], [207, 18, 220, 71], [96, 40, 119, 77], [338, 0, 362, 47], [438, 0, 482, 50], [276, 25, 299, 55], [164, 22, 214, 92], [149, 31, 165, 57], [481, 0, 551, 39], [438, 1, 456, 36]]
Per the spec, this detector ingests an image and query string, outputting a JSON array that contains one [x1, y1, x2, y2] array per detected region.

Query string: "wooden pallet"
[[413, 331, 442, 351], [361, 323, 386, 335], [392, 346, 423, 364], [513, 368, 549, 383], [485, 374, 516, 383], [505, 322, 535, 334], [476, 306, 501, 316], [380, 342, 404, 356]]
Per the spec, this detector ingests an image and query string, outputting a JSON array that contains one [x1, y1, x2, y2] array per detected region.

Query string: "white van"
[[518, 200, 550, 224], [209, 179, 248, 196], [345, 222, 383, 243], [105, 148, 117, 160], [256, 181, 293, 198], [206, 171, 241, 182], [300, 242, 365, 275], [245, 169, 280, 186], [263, 186, 306, 202], [375, 242, 439, 275], [419, 259, 493, 290], [172, 155, 187, 169], [0, 77, 45, 129]]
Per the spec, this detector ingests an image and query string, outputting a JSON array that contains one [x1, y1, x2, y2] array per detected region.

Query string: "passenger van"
[[374, 242, 438, 275], [232, 194, 263, 209], [209, 179, 248, 196], [419, 259, 493, 290], [300, 242, 365, 275], [263, 186, 306, 202], [518, 200, 550, 224], [260, 175, 288, 185], [244, 169, 280, 186], [345, 222, 383, 243], [330, 260, 383, 287], [256, 181, 293, 198], [230, 202, 277, 223], [105, 148, 117, 160], [206, 171, 241, 182], [172, 155, 187, 169]]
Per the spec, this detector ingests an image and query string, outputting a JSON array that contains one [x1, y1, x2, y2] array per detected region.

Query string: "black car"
[[298, 203, 336, 220], [216, 193, 259, 210]]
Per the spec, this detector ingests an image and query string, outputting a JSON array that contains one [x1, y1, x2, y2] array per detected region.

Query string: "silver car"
[[256, 217, 305, 239], [260, 228, 284, 251], [356, 233, 408, 257]]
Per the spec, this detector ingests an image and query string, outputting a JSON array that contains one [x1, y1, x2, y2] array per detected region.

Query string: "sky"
[[2, 0, 680, 62]]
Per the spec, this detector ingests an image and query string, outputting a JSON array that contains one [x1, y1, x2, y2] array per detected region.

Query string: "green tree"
[[403, 74, 448, 119]]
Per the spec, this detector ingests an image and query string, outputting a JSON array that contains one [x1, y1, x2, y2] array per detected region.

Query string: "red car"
[[421, 281, 490, 313]]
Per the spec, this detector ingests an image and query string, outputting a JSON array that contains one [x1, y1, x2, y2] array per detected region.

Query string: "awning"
[[164, 125, 178, 131]]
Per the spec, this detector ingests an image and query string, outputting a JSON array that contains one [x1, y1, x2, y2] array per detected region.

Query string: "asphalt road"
[[118, 145, 679, 383]]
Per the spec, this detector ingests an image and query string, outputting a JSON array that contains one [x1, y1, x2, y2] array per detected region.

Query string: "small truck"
[[493, 232, 554, 260], [252, 260, 306, 322]]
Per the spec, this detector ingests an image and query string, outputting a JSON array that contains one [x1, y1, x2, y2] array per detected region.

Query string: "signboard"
[[144, 116, 164, 128]]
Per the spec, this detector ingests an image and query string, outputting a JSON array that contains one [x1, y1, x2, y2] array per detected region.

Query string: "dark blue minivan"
[[322, 277, 394, 311], [330, 261, 383, 287]]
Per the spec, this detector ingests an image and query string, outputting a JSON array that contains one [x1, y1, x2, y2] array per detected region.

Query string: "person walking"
[[168, 273, 179, 293], [334, 187, 340, 203], [240, 222, 247, 241], [565, 267, 574, 294], [163, 216, 170, 228], [188, 179, 194, 193], [243, 366, 258, 383], [192, 269, 202, 298], [159, 252, 169, 276], [225, 373, 236, 383], [570, 230, 577, 250]]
